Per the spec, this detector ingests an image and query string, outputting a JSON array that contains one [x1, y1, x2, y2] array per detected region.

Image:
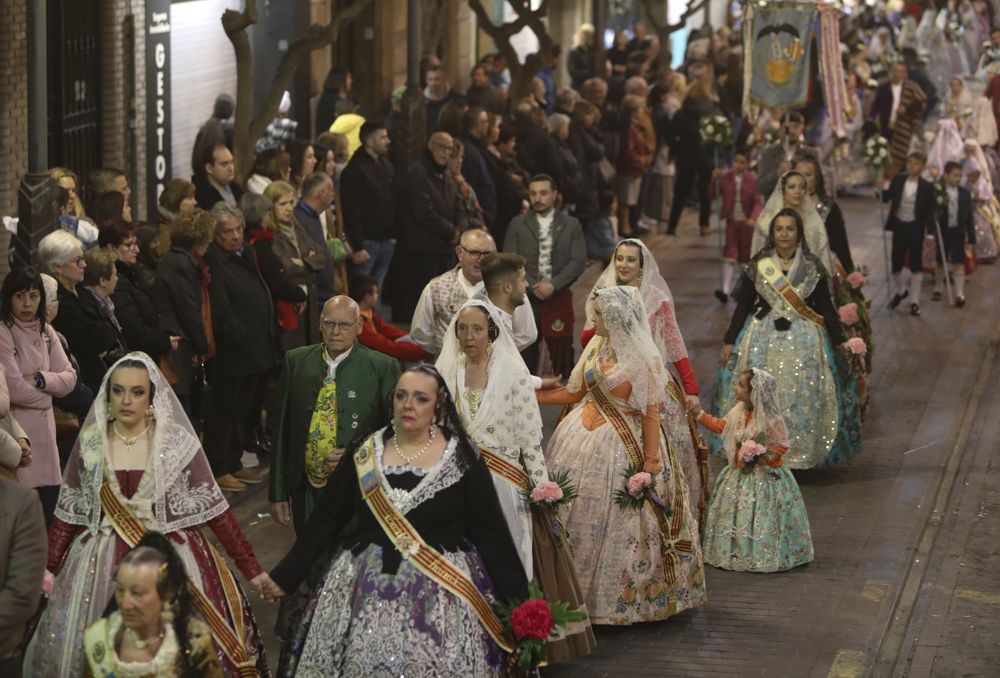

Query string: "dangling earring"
[[146, 405, 155, 419]]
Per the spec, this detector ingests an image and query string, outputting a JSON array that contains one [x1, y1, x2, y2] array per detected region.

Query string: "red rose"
[[510, 598, 554, 640]]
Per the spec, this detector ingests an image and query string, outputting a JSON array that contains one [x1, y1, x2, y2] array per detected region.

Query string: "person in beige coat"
[[0, 475, 47, 678]]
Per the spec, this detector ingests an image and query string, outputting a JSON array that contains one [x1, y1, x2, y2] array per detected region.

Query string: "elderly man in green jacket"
[[269, 295, 399, 673], [270, 295, 399, 529]]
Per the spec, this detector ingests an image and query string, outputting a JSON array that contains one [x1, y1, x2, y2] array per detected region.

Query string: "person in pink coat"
[[711, 148, 764, 302], [0, 267, 77, 524]]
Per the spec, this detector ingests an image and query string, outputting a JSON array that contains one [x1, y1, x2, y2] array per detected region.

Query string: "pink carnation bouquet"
[[523, 471, 577, 547], [838, 302, 859, 325], [737, 439, 768, 470], [846, 271, 866, 290], [846, 337, 868, 355], [613, 465, 666, 510], [530, 480, 563, 503]]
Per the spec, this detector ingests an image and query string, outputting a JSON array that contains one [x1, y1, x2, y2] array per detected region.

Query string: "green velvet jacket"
[[269, 342, 400, 504]]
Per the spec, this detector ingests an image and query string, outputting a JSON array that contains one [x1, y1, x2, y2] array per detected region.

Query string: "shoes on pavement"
[[931, 291, 942, 301], [714, 290, 728, 303], [888, 290, 910, 309], [216, 474, 247, 492], [233, 467, 266, 484], [955, 295, 966, 308], [909, 303, 921, 317]]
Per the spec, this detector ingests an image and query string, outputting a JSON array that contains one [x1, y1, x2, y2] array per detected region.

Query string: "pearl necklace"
[[113, 422, 150, 449], [125, 625, 165, 650], [392, 425, 437, 465]]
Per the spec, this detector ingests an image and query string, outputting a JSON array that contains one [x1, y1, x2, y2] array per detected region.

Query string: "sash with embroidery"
[[581, 339, 693, 583], [353, 437, 515, 653], [665, 376, 710, 526], [99, 482, 258, 677], [480, 447, 530, 488], [83, 618, 115, 677], [755, 258, 825, 328]]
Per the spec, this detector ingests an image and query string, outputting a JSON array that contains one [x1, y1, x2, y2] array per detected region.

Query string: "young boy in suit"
[[882, 151, 937, 316], [934, 161, 976, 307], [711, 148, 763, 302]]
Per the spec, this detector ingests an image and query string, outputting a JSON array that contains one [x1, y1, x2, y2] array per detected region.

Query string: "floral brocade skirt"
[[285, 544, 507, 677], [702, 464, 814, 573], [546, 401, 706, 625]]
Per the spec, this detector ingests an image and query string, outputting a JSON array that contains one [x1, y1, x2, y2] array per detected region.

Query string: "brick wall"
[[99, 0, 148, 219], [0, 0, 28, 215]]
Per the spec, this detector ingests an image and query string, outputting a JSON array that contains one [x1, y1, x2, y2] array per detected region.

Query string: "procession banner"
[[745, 4, 817, 110]]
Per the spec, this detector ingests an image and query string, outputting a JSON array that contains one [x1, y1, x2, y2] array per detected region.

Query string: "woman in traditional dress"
[[580, 239, 708, 524], [538, 286, 706, 625], [26, 353, 273, 677], [926, 118, 967, 180], [265, 365, 528, 676], [83, 532, 224, 677], [795, 156, 856, 273], [752, 170, 836, 275], [714, 209, 862, 469], [436, 300, 595, 662], [961, 139, 1000, 263]]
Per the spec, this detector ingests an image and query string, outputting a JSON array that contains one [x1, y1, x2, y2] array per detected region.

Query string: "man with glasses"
[[410, 228, 535, 355], [269, 294, 398, 671]]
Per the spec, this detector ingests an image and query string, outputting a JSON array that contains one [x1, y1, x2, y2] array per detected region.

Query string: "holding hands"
[[249, 572, 286, 602]]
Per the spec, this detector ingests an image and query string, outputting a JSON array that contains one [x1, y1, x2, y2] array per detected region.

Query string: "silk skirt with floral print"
[[702, 464, 814, 573]]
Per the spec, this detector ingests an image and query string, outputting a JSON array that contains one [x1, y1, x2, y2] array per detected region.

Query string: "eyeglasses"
[[459, 246, 493, 259], [430, 141, 454, 151], [121, 240, 139, 250], [69, 256, 85, 267], [321, 319, 357, 332]]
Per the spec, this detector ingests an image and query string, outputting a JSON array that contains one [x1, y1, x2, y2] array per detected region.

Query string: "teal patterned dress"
[[712, 254, 862, 468], [698, 406, 814, 573]]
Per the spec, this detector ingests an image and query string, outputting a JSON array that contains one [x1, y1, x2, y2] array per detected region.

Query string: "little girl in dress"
[[691, 368, 814, 572]]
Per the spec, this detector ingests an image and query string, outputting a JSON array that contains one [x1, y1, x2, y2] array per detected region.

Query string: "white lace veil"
[[568, 285, 669, 412], [585, 238, 688, 363], [55, 352, 228, 534], [926, 118, 966, 178], [753, 170, 836, 273], [964, 138, 995, 196], [967, 98, 999, 147], [721, 367, 789, 460], [435, 300, 543, 454]]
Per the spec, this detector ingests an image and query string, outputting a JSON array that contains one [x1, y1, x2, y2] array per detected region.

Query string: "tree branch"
[[666, 0, 708, 34], [639, 0, 664, 34]]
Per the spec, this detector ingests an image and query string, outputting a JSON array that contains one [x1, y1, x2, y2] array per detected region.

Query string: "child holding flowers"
[[690, 368, 814, 572]]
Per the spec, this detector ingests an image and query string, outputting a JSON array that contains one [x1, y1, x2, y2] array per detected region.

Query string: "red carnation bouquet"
[[497, 581, 588, 673]]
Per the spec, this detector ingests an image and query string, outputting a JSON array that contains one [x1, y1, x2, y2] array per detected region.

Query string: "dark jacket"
[[112, 260, 173, 361], [405, 151, 467, 254], [466, 83, 503, 114], [192, 172, 245, 211], [203, 242, 280, 378], [459, 133, 497, 229], [294, 201, 336, 303], [513, 116, 568, 197], [339, 149, 396, 248], [822, 202, 856, 272], [936, 182, 976, 242], [882, 173, 937, 235], [485, 149, 528, 247], [567, 45, 596, 89], [153, 247, 209, 398], [575, 125, 606, 219], [53, 285, 124, 393], [503, 210, 587, 294], [669, 96, 718, 172], [248, 227, 309, 304]]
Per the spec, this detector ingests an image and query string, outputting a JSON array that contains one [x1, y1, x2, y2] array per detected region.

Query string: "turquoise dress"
[[712, 255, 862, 468], [699, 406, 814, 572]]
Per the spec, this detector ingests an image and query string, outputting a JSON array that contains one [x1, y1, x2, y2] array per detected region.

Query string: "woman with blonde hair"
[[50, 167, 86, 218], [262, 180, 327, 350]]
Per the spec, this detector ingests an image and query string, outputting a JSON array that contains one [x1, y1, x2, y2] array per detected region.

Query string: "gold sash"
[[665, 377, 710, 526], [481, 447, 530, 489], [82, 618, 115, 677], [353, 437, 515, 653], [99, 482, 258, 677], [582, 340, 694, 583], [756, 258, 825, 328]]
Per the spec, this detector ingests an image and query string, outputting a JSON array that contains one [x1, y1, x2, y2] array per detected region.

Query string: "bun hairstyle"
[[453, 304, 500, 343]]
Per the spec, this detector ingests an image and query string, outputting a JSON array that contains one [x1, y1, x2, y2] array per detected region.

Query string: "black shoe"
[[888, 290, 910, 309], [955, 295, 966, 308], [909, 303, 921, 316], [931, 291, 942, 301], [714, 290, 728, 303]]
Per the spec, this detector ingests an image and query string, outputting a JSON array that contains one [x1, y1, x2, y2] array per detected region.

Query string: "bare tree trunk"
[[639, 0, 710, 68], [222, 0, 374, 183], [467, 0, 553, 110]]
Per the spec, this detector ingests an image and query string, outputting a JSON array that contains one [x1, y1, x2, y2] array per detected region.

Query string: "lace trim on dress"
[[374, 432, 463, 515]]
